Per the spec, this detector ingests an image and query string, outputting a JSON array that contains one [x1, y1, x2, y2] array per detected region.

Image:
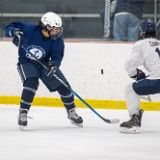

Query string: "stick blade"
[[109, 118, 120, 124], [103, 118, 120, 124]]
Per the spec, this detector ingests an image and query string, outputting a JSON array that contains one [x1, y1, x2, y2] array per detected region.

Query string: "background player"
[[120, 18, 160, 133]]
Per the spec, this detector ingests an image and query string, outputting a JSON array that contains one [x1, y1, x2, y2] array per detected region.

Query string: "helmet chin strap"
[[47, 29, 57, 39], [44, 26, 57, 39], [47, 29, 52, 37], [43, 26, 55, 39], [39, 21, 62, 40]]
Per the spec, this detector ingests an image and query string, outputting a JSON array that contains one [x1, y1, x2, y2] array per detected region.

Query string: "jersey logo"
[[26, 45, 45, 60]]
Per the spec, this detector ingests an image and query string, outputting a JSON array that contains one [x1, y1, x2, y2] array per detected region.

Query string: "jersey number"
[[155, 48, 160, 57]]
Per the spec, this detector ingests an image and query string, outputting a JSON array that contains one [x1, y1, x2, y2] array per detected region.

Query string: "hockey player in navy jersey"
[[5, 12, 83, 130], [120, 18, 160, 134]]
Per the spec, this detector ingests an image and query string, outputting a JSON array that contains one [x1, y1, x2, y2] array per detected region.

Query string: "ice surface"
[[0, 105, 160, 160]]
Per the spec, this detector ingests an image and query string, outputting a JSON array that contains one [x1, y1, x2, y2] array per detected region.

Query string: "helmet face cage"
[[45, 24, 63, 40], [41, 12, 63, 40], [139, 19, 156, 38]]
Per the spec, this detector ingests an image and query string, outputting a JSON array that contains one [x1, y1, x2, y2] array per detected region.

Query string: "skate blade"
[[120, 126, 140, 134], [19, 125, 25, 131], [70, 121, 83, 127]]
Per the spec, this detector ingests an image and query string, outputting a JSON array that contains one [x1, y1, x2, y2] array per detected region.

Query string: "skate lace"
[[18, 113, 33, 121], [69, 111, 79, 119], [129, 115, 139, 124]]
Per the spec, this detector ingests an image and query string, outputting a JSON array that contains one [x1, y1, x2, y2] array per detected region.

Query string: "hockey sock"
[[125, 83, 140, 117], [20, 77, 39, 110], [57, 84, 75, 110]]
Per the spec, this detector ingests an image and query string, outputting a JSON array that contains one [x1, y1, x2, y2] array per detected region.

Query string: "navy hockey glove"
[[130, 68, 146, 81], [11, 29, 24, 47], [45, 61, 57, 77]]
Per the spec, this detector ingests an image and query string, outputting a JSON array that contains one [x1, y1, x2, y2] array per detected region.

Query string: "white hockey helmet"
[[40, 12, 63, 39]]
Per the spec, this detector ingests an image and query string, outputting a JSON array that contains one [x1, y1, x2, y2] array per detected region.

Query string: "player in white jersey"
[[120, 18, 160, 134]]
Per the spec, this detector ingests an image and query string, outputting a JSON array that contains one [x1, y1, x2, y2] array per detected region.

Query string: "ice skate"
[[67, 108, 83, 127], [120, 109, 144, 134], [18, 108, 28, 131]]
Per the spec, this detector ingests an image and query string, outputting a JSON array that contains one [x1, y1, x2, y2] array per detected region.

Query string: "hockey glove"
[[130, 68, 146, 81], [11, 29, 24, 47], [45, 61, 57, 77]]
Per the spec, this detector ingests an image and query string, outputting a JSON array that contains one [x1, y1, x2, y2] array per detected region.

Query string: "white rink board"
[[0, 41, 160, 101]]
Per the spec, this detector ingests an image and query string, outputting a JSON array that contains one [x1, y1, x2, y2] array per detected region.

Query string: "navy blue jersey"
[[5, 21, 64, 67]]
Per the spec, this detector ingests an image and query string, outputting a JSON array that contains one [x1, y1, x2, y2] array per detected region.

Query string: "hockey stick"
[[22, 45, 120, 124], [137, 75, 151, 102], [140, 95, 151, 102], [139, 75, 151, 102]]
